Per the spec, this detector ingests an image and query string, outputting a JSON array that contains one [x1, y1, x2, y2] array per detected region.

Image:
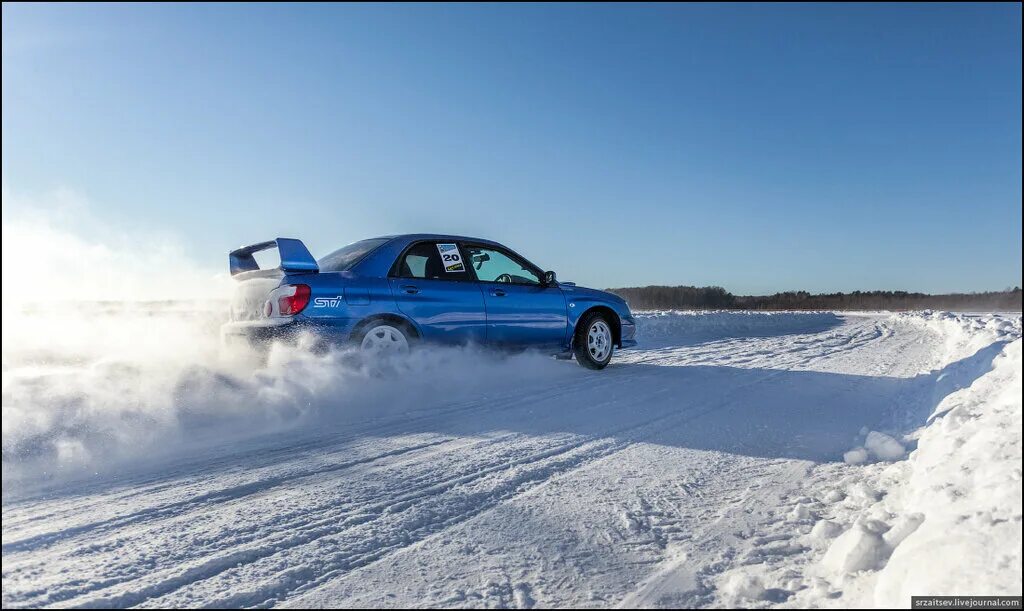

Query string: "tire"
[[355, 320, 412, 355], [573, 311, 615, 370]]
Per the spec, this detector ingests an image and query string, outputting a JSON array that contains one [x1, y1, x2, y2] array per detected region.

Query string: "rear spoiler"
[[229, 237, 319, 277]]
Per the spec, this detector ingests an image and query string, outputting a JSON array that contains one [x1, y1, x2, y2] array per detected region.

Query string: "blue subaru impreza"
[[221, 234, 636, 369]]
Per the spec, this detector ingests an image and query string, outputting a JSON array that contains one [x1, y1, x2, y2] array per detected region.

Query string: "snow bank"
[[872, 338, 1022, 604], [634, 310, 843, 347], [893, 310, 1021, 365], [818, 336, 1022, 605]]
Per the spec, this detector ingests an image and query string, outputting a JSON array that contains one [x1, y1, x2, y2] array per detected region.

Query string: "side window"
[[395, 242, 470, 280], [466, 246, 541, 285]]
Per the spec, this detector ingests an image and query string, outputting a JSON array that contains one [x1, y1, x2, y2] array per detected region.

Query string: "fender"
[[562, 287, 632, 347], [351, 312, 423, 341]]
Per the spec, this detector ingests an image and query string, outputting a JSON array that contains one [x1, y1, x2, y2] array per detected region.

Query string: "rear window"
[[318, 238, 388, 272]]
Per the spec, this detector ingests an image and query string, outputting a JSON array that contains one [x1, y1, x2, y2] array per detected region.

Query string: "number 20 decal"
[[436, 243, 466, 273]]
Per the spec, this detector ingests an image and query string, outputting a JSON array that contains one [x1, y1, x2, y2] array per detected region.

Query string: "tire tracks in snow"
[[32, 396, 656, 607], [2, 369, 608, 551]]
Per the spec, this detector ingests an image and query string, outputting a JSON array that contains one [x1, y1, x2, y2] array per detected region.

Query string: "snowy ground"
[[2, 309, 1021, 608]]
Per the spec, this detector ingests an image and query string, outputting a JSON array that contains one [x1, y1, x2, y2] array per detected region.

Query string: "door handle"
[[490, 288, 506, 297], [400, 285, 420, 295]]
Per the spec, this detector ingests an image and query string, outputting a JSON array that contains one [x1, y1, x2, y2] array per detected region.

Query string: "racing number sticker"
[[436, 243, 466, 273]]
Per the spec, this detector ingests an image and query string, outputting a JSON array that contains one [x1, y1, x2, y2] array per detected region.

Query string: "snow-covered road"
[[2, 310, 1020, 608]]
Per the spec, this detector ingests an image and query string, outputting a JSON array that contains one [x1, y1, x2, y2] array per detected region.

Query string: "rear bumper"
[[221, 317, 356, 350], [221, 319, 304, 350]]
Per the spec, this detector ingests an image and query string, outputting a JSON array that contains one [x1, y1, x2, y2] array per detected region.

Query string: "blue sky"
[[2, 3, 1021, 293]]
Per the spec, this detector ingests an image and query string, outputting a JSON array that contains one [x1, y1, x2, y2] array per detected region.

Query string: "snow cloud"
[[1, 183, 231, 303]]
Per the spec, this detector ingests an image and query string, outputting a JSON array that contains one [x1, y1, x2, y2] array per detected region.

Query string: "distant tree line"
[[608, 285, 1023, 312]]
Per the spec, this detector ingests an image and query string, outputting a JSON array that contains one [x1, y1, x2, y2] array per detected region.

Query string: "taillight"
[[274, 284, 311, 316]]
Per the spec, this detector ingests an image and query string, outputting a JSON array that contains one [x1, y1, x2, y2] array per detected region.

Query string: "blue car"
[[221, 234, 637, 369]]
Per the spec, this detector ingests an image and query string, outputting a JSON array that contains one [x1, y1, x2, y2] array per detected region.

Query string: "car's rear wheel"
[[357, 322, 411, 355], [574, 312, 615, 370]]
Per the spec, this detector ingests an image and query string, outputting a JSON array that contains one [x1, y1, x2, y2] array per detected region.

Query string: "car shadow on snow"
[[403, 339, 1008, 464]]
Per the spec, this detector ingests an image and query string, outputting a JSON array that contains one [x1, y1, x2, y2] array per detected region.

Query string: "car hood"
[[558, 283, 629, 306]]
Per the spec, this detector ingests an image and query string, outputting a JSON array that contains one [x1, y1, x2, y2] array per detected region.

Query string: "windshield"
[[317, 238, 388, 272]]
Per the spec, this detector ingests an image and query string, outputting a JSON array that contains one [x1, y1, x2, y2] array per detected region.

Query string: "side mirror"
[[543, 270, 557, 285]]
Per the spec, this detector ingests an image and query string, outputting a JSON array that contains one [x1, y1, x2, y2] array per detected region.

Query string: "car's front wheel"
[[573, 312, 615, 370], [356, 321, 411, 355]]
